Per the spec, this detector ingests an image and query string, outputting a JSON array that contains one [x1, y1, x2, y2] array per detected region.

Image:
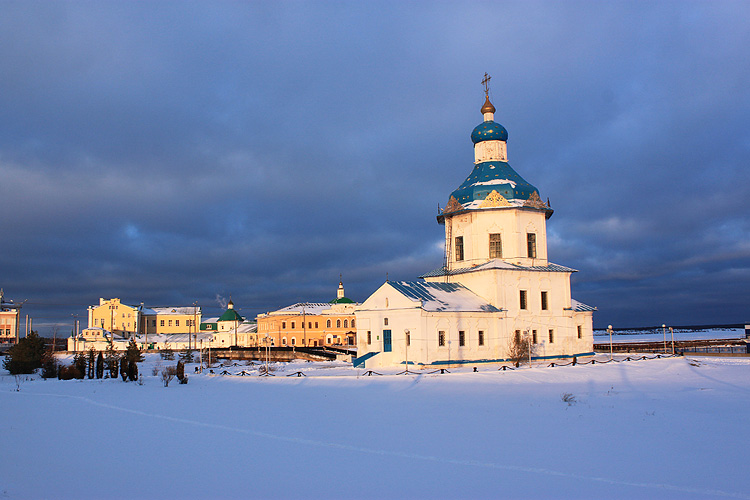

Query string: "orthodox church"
[[354, 81, 595, 369]]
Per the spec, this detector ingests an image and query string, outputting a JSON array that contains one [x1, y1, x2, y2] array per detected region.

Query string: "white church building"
[[354, 85, 595, 369]]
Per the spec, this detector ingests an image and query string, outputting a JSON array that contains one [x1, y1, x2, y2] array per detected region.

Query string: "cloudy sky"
[[1, 0, 748, 333]]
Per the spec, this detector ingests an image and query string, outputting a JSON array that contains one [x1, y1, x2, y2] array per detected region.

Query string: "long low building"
[[69, 298, 259, 352], [256, 281, 358, 347]]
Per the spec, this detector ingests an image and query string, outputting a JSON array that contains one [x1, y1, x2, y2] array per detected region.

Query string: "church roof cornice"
[[419, 260, 577, 278]]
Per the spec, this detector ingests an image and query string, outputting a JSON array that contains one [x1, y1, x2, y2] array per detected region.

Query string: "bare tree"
[[507, 331, 533, 367]]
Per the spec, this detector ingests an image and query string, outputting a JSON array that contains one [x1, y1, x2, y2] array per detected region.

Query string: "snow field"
[[2, 354, 749, 499]]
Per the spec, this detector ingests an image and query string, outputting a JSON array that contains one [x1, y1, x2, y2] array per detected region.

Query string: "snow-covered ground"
[[594, 327, 746, 344], [2, 352, 750, 499]]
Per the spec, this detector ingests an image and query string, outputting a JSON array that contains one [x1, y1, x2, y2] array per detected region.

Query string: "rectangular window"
[[315, 322, 319, 328], [384, 317, 389, 326], [549, 329, 554, 343], [160, 320, 165, 327], [168, 320, 173, 327], [438, 331, 446, 347], [527, 233, 537, 259], [520, 290, 528, 310], [151, 320, 156, 327], [455, 236, 464, 261], [282, 321, 286, 329], [367, 331, 372, 345], [176, 320, 180, 327], [541, 291, 548, 311], [478, 330, 485, 346], [489, 233, 502, 258], [577, 325, 582, 339], [532, 330, 538, 344], [459, 331, 465, 347], [291, 322, 295, 329], [308, 322, 312, 329]]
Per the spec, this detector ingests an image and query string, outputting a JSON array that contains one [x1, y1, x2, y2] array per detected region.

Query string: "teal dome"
[[449, 161, 538, 205], [471, 121, 508, 144]]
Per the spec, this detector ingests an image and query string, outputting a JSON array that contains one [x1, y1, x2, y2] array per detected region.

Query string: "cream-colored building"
[[355, 90, 595, 369], [0, 289, 21, 345], [256, 281, 358, 347]]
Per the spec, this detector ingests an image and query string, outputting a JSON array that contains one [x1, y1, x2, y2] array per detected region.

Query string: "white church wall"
[[446, 208, 549, 270]]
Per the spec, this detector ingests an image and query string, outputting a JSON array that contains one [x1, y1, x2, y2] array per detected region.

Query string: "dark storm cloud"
[[1, 1, 749, 331]]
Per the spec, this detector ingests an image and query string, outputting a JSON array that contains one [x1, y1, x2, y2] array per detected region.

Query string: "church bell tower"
[[436, 74, 553, 276]]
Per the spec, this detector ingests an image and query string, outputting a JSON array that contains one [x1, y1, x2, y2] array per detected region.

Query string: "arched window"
[[291, 337, 296, 346], [351, 319, 355, 328], [282, 337, 287, 345], [336, 319, 341, 328], [326, 319, 331, 328], [343, 319, 348, 328]]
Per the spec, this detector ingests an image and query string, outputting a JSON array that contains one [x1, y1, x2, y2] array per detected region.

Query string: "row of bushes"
[[5, 333, 189, 387]]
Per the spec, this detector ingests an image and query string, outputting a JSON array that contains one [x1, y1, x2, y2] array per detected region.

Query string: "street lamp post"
[[608, 325, 613, 360], [662, 324, 667, 353], [265, 335, 271, 374], [670, 327, 675, 355]]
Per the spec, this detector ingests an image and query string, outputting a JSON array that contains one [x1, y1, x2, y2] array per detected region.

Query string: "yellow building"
[[87, 298, 202, 337], [70, 298, 267, 352], [0, 289, 21, 345], [141, 306, 201, 336], [256, 281, 358, 347], [88, 298, 140, 336]]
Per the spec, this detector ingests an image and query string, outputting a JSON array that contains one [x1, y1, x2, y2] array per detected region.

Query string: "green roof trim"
[[329, 297, 354, 304]]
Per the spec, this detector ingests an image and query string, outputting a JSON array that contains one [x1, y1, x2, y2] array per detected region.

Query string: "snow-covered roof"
[[568, 299, 597, 312], [420, 259, 577, 278], [268, 302, 333, 315], [236, 322, 257, 334], [145, 307, 201, 316], [387, 281, 501, 313]]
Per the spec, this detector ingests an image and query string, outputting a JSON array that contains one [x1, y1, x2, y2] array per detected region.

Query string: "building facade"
[[71, 297, 261, 351], [256, 281, 358, 347], [355, 89, 595, 369], [0, 289, 21, 345], [86, 298, 202, 338]]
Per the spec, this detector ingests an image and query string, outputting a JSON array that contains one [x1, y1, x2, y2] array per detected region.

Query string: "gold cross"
[[482, 72, 491, 96]]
